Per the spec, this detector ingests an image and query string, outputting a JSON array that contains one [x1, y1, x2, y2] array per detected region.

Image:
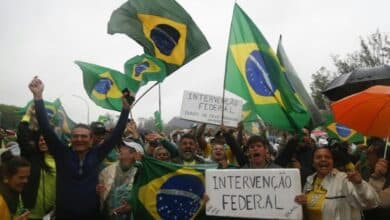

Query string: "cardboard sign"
[[180, 91, 243, 127], [205, 169, 302, 219]]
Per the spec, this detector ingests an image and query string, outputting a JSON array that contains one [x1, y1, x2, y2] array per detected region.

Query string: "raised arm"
[[97, 91, 132, 160], [29, 76, 66, 157]]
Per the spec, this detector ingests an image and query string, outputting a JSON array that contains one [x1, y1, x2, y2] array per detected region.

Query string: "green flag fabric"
[[241, 102, 258, 123], [131, 157, 208, 220], [154, 111, 164, 132], [277, 36, 323, 127], [107, 0, 210, 75], [124, 54, 167, 92], [19, 99, 76, 141], [224, 4, 309, 132], [325, 114, 364, 143], [75, 61, 127, 111]]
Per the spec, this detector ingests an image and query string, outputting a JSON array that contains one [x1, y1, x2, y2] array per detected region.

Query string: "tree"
[[332, 30, 390, 74], [310, 67, 335, 110], [0, 104, 22, 129]]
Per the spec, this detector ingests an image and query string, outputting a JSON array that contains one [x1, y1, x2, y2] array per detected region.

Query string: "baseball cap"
[[90, 122, 106, 135], [122, 140, 144, 155]]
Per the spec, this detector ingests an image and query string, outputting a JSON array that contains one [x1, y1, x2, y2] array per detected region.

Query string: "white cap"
[[318, 138, 328, 147], [122, 140, 144, 155]]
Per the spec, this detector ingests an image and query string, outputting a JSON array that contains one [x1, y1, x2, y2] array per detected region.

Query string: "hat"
[[90, 122, 106, 135], [122, 140, 144, 155]]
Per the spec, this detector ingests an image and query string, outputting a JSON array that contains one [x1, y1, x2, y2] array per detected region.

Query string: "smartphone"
[[122, 88, 135, 104]]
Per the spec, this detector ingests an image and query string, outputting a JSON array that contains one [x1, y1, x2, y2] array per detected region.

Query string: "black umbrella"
[[323, 65, 390, 101]]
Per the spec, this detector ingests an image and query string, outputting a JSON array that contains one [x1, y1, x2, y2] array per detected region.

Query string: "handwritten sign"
[[180, 91, 243, 127], [205, 169, 302, 219]]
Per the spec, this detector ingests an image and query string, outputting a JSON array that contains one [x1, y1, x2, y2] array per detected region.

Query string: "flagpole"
[[158, 83, 162, 115], [131, 82, 159, 108]]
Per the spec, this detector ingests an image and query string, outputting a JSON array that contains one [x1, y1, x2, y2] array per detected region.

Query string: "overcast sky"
[[1, 0, 389, 125]]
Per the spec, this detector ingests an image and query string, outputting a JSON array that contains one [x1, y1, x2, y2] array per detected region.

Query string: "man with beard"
[[171, 134, 205, 165]]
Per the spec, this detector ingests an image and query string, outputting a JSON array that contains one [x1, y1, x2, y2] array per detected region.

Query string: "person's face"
[[179, 137, 196, 161], [313, 148, 334, 178], [7, 166, 30, 193], [118, 146, 136, 169], [212, 144, 226, 161], [92, 133, 105, 145], [71, 127, 93, 153], [38, 135, 48, 152], [247, 141, 267, 165], [155, 148, 170, 162]]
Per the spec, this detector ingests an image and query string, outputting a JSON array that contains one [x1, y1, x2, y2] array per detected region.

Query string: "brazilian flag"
[[19, 99, 76, 141], [277, 36, 324, 127], [325, 115, 364, 143], [108, 0, 210, 75], [131, 157, 206, 220], [75, 61, 128, 111], [224, 4, 309, 132], [124, 54, 167, 92]]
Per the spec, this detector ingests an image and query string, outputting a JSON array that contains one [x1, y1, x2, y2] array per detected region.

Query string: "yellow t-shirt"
[[0, 194, 11, 220], [305, 177, 326, 220]]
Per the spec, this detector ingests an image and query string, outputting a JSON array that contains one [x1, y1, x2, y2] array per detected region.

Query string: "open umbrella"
[[331, 85, 390, 157], [323, 65, 390, 101]]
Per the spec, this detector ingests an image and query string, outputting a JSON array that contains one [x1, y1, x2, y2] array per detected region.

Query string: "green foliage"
[[0, 104, 22, 129], [310, 67, 334, 110], [332, 29, 390, 74]]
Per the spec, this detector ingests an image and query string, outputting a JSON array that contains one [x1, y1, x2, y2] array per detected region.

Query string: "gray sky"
[[1, 0, 389, 124]]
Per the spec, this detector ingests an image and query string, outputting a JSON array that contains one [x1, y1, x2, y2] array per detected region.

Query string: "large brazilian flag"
[[75, 61, 127, 111], [225, 4, 309, 132], [124, 54, 167, 93], [131, 157, 208, 220], [108, 0, 210, 75]]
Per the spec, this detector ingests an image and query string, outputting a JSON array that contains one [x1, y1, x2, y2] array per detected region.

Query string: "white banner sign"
[[205, 169, 302, 219], [180, 91, 243, 127]]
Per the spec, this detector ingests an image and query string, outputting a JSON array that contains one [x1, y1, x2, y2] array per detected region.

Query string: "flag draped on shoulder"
[[277, 36, 323, 127], [107, 0, 210, 75], [131, 157, 207, 220], [325, 115, 364, 143], [124, 54, 167, 92], [224, 4, 309, 132], [75, 61, 127, 111]]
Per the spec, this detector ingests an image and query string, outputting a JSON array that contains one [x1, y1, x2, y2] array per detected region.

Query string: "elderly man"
[[98, 140, 142, 220], [29, 76, 132, 220]]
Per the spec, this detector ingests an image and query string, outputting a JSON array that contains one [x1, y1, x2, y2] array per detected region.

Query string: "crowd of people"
[[0, 77, 389, 220]]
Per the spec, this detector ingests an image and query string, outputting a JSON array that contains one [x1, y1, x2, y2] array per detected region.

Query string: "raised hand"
[[28, 76, 44, 100], [121, 88, 135, 110], [374, 158, 389, 177], [347, 170, 363, 184]]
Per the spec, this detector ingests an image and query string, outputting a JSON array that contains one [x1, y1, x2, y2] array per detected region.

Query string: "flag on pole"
[[124, 54, 167, 92], [75, 61, 128, 111], [154, 111, 164, 132], [130, 157, 206, 220], [224, 4, 309, 132], [107, 0, 210, 75], [277, 36, 324, 127]]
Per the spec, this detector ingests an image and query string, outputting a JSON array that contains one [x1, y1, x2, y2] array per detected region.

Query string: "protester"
[[28, 76, 132, 220], [91, 121, 107, 146], [356, 138, 385, 181], [0, 156, 31, 220], [364, 158, 390, 219], [209, 140, 237, 169], [98, 141, 140, 220], [17, 122, 56, 220], [294, 147, 379, 220], [153, 146, 171, 162], [171, 133, 205, 165]]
